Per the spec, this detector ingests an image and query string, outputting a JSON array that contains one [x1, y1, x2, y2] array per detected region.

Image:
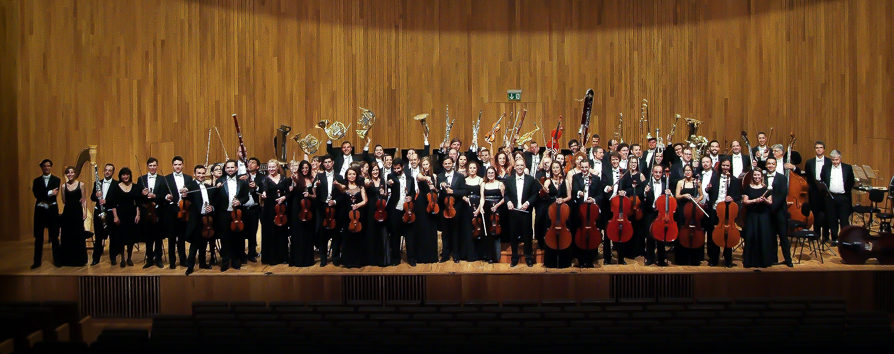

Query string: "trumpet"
[[316, 119, 350, 141], [356, 107, 376, 140], [292, 132, 321, 155], [413, 113, 430, 137], [516, 124, 540, 147]]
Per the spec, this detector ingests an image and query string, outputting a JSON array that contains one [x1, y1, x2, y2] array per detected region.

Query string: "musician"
[[539, 161, 572, 268], [366, 164, 390, 266], [480, 167, 506, 263], [664, 143, 684, 167], [820, 150, 854, 245], [617, 143, 630, 170], [460, 162, 484, 261], [288, 160, 316, 267], [605, 139, 619, 164], [585, 134, 600, 162], [137, 158, 166, 268], [602, 152, 624, 264], [618, 156, 648, 261], [326, 140, 363, 179], [571, 159, 604, 267], [382, 154, 394, 178], [752, 132, 771, 164], [90, 163, 116, 266], [494, 152, 511, 181], [58, 166, 87, 267], [315, 155, 346, 266], [674, 164, 705, 266], [523, 141, 544, 177], [590, 147, 606, 178], [434, 147, 461, 175], [258, 160, 290, 265], [765, 157, 793, 267], [502, 159, 538, 267], [630, 144, 643, 167], [567, 139, 581, 155], [183, 165, 218, 275], [726, 140, 753, 179], [742, 169, 775, 268], [705, 158, 741, 267], [413, 157, 440, 263], [32, 159, 61, 269], [362, 138, 387, 172], [108, 167, 143, 267], [340, 167, 368, 268], [239, 157, 263, 263], [669, 147, 693, 188], [643, 138, 659, 171], [387, 159, 416, 266], [456, 155, 469, 176], [805, 141, 830, 242], [765, 144, 786, 175], [437, 157, 467, 262], [476, 147, 492, 171], [217, 160, 249, 271], [706, 140, 721, 167], [644, 165, 672, 266], [161, 156, 192, 269]]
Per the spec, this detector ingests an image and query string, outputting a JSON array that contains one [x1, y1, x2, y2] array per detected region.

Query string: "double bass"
[[651, 170, 679, 243], [838, 226, 894, 265], [785, 133, 814, 229], [574, 176, 602, 250], [712, 177, 740, 248]]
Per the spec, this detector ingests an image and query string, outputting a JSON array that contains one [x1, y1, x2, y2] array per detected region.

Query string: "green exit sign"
[[507, 90, 522, 101]]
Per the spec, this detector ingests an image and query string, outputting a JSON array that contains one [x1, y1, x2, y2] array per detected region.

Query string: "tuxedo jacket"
[[32, 175, 61, 207], [326, 141, 364, 177], [137, 174, 167, 206], [820, 163, 855, 203], [571, 173, 604, 206], [766, 172, 789, 213], [183, 179, 220, 237], [163, 173, 194, 205], [502, 174, 539, 209], [214, 176, 249, 222], [705, 173, 742, 207], [386, 172, 417, 210], [90, 178, 119, 206], [804, 156, 827, 190], [435, 170, 467, 205]]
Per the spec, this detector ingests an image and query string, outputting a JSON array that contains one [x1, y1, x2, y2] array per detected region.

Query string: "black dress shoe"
[[185, 267, 194, 276], [332, 258, 341, 266], [487, 259, 495, 264], [247, 256, 257, 263], [453, 258, 460, 263], [510, 259, 519, 267], [110, 259, 117, 266], [644, 259, 655, 266], [604, 259, 614, 265], [232, 263, 241, 270], [30, 263, 40, 269], [156, 260, 164, 268], [657, 261, 669, 267], [120, 260, 126, 268], [91, 260, 100, 266], [220, 264, 229, 272], [617, 259, 627, 265], [127, 259, 134, 266], [320, 259, 328, 267], [142, 262, 153, 269], [200, 263, 212, 270], [439, 256, 450, 263], [408, 259, 417, 267], [526, 259, 534, 267], [725, 262, 736, 268], [785, 261, 794, 268], [169, 264, 176, 270]]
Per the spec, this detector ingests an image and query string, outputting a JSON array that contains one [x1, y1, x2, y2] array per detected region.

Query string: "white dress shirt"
[[146, 173, 157, 192], [652, 178, 663, 207], [199, 183, 211, 214], [814, 157, 825, 181], [829, 164, 845, 194], [715, 175, 729, 209], [701, 170, 712, 199], [245, 173, 257, 207], [339, 154, 353, 177], [325, 171, 335, 199], [515, 175, 525, 207], [101, 178, 112, 199], [173, 172, 185, 192], [226, 177, 238, 211], [767, 173, 776, 191], [396, 175, 407, 211], [731, 154, 744, 177]]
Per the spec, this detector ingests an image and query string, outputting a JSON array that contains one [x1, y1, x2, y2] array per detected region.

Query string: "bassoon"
[[233, 114, 248, 166]]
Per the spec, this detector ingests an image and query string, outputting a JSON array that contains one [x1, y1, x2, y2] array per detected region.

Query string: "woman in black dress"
[[108, 167, 141, 267], [674, 164, 705, 266], [413, 157, 439, 263], [480, 166, 506, 263], [340, 167, 368, 268], [59, 166, 87, 267], [260, 160, 290, 265], [458, 161, 481, 261], [619, 157, 648, 260], [366, 164, 389, 266], [540, 161, 573, 268], [742, 169, 776, 268], [288, 160, 316, 267]]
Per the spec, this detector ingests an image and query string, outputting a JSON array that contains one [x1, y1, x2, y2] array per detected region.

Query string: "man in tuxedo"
[[315, 155, 346, 266], [90, 163, 116, 265], [706, 140, 721, 168], [182, 165, 219, 275], [644, 164, 672, 266], [503, 158, 539, 267], [601, 153, 624, 264], [642, 138, 659, 172], [725, 140, 752, 179], [752, 131, 771, 166], [163, 156, 193, 269], [669, 147, 693, 188], [238, 157, 264, 263], [568, 139, 581, 155], [571, 159, 605, 267], [766, 157, 793, 267], [137, 158, 167, 268], [705, 159, 741, 267], [590, 147, 606, 178], [436, 157, 467, 262], [32, 159, 61, 269], [327, 140, 364, 179], [804, 141, 829, 242], [433, 148, 461, 175], [522, 142, 544, 177], [216, 160, 249, 271], [820, 150, 855, 245], [386, 159, 416, 266]]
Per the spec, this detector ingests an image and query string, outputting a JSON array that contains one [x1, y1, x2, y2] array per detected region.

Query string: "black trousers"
[[33, 206, 60, 266], [140, 220, 164, 263], [166, 212, 188, 266], [771, 209, 792, 263], [439, 215, 459, 260], [243, 206, 261, 258], [646, 214, 668, 263], [218, 224, 242, 269], [508, 210, 534, 262], [809, 189, 830, 240], [387, 209, 413, 264], [318, 226, 342, 264], [91, 210, 111, 263], [705, 222, 734, 266], [826, 194, 851, 241]]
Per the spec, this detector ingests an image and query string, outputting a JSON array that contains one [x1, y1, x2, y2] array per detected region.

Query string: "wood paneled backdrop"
[[1, 0, 891, 240]]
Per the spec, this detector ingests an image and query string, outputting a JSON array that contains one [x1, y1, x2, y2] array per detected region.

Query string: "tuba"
[[273, 125, 292, 163], [413, 113, 430, 137], [316, 119, 350, 141], [685, 117, 708, 161], [356, 107, 376, 140], [292, 132, 321, 155]]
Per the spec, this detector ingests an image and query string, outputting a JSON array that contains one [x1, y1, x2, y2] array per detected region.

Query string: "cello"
[[651, 170, 679, 243], [574, 175, 602, 250], [678, 180, 709, 249], [712, 176, 740, 249], [785, 133, 814, 229], [629, 177, 644, 221], [606, 195, 634, 243], [544, 177, 572, 250]]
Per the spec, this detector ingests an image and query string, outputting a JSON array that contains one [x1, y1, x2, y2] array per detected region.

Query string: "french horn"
[[316, 119, 350, 141], [356, 107, 376, 140], [293, 132, 321, 155]]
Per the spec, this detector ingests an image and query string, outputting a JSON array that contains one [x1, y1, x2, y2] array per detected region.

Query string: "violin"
[[472, 210, 485, 239], [442, 186, 456, 219], [374, 187, 388, 223], [547, 118, 563, 151], [629, 178, 644, 221], [574, 176, 602, 250], [402, 198, 416, 224], [538, 175, 549, 198], [178, 197, 191, 222], [322, 198, 337, 230], [678, 180, 707, 249], [544, 200, 572, 250], [230, 208, 244, 232], [201, 203, 215, 239], [274, 202, 287, 227], [487, 202, 502, 236], [348, 205, 362, 233], [650, 171, 679, 243], [142, 199, 159, 224], [299, 179, 316, 222], [606, 195, 633, 243], [425, 178, 440, 215], [712, 195, 741, 249]]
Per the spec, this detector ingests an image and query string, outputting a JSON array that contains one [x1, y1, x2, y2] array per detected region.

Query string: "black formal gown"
[[59, 183, 87, 266], [108, 183, 142, 258], [541, 180, 572, 268], [260, 176, 290, 265], [413, 181, 439, 263], [482, 186, 504, 262], [340, 188, 368, 268], [742, 184, 777, 268], [288, 181, 315, 267], [674, 182, 705, 266], [366, 180, 389, 266], [458, 180, 479, 261], [496, 174, 511, 243]]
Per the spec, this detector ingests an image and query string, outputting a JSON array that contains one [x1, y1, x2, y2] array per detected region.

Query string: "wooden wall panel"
[[3, 0, 892, 240]]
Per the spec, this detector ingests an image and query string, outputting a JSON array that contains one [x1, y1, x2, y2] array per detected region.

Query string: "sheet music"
[[853, 165, 867, 181], [862, 165, 877, 179]]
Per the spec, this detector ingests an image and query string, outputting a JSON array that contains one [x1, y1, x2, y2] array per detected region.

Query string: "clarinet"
[[93, 163, 108, 230]]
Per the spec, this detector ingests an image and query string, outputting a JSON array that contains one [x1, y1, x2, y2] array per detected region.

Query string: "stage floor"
[[4, 238, 892, 276]]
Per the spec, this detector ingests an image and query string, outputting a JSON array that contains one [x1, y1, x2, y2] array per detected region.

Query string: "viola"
[[712, 200, 740, 248], [544, 201, 572, 250], [230, 208, 244, 232], [678, 186, 707, 249], [299, 197, 313, 222], [348, 207, 362, 233], [488, 206, 502, 236], [606, 195, 633, 243], [178, 198, 191, 222], [274, 202, 288, 227], [574, 194, 602, 250], [322, 203, 337, 230], [402, 199, 416, 224], [374, 193, 388, 222], [472, 211, 485, 239], [629, 179, 644, 221], [201, 204, 215, 239], [650, 172, 679, 243], [425, 180, 440, 215], [538, 176, 549, 198], [442, 193, 456, 219], [143, 200, 159, 224]]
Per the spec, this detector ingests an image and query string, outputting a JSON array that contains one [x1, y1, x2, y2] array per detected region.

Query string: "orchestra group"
[[31, 127, 858, 275]]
